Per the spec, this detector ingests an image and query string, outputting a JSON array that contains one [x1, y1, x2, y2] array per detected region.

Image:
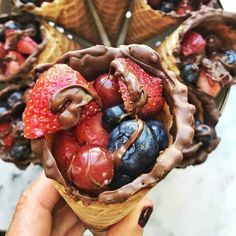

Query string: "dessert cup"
[[24, 44, 195, 233], [157, 8, 236, 166], [93, 0, 131, 45], [11, 0, 100, 44], [126, 0, 217, 44]]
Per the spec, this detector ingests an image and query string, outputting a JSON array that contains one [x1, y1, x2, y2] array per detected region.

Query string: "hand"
[[7, 172, 153, 236]]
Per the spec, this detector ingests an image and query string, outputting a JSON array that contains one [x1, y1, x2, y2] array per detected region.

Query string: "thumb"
[[106, 197, 153, 236]]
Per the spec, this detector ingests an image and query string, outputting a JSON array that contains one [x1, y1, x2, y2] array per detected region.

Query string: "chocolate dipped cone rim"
[[0, 13, 48, 83], [32, 44, 195, 204]]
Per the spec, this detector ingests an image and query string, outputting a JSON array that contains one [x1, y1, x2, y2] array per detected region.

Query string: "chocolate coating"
[[33, 44, 195, 203]]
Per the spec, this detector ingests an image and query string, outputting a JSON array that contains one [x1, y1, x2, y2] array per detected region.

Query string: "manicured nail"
[[138, 206, 153, 228]]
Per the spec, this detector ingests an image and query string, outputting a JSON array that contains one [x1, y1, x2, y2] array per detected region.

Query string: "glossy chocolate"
[[32, 44, 195, 204]]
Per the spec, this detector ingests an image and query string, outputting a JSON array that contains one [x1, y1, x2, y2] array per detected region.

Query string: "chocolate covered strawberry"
[[114, 58, 164, 118], [23, 64, 101, 139]]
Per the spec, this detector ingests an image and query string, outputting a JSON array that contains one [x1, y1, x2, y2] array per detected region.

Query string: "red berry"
[[181, 31, 206, 57], [0, 42, 6, 59], [5, 60, 21, 76], [67, 144, 114, 191], [0, 123, 13, 149], [75, 112, 109, 147], [197, 70, 221, 97], [176, 0, 193, 15], [23, 64, 97, 139], [7, 51, 26, 64], [53, 131, 79, 181], [16, 36, 38, 55], [93, 73, 122, 109], [2, 134, 14, 149], [116, 58, 164, 118]]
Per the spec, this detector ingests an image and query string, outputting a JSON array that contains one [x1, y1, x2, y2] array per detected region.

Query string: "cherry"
[[93, 73, 122, 109], [53, 131, 79, 181], [67, 144, 114, 192]]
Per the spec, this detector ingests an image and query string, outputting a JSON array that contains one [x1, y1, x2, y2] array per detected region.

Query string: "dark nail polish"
[[138, 206, 153, 228]]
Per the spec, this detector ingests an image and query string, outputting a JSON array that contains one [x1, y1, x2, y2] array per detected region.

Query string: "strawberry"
[[4, 51, 26, 76], [53, 131, 79, 181], [115, 58, 164, 118], [67, 144, 114, 192], [75, 112, 109, 147], [0, 42, 6, 59], [0, 123, 13, 149], [80, 101, 100, 120], [176, 0, 193, 15], [197, 70, 221, 97], [16, 36, 38, 55], [181, 31, 206, 57], [23, 64, 99, 139]]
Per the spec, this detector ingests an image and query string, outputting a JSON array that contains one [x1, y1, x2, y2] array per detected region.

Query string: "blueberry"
[[102, 104, 128, 132], [7, 91, 23, 108], [5, 21, 23, 30], [225, 50, 236, 65], [159, 1, 175, 13], [181, 63, 199, 85], [194, 120, 213, 146], [146, 120, 168, 151], [10, 142, 30, 160], [108, 119, 159, 178], [109, 173, 134, 190]]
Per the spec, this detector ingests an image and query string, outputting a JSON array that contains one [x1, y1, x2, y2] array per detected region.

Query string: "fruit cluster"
[[147, 0, 211, 15], [0, 20, 41, 78], [180, 30, 236, 97], [20, 0, 53, 7], [23, 58, 168, 194], [0, 84, 34, 166]]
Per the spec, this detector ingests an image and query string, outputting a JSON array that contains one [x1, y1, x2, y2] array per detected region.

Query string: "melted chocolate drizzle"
[[32, 44, 195, 204]]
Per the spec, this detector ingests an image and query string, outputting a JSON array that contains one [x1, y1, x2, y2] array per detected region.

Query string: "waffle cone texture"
[[12, 0, 99, 43]]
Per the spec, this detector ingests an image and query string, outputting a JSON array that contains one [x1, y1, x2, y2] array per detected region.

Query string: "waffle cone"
[[55, 182, 148, 231], [126, 0, 180, 44], [93, 0, 130, 45], [12, 0, 99, 43], [157, 8, 236, 78], [36, 21, 80, 66]]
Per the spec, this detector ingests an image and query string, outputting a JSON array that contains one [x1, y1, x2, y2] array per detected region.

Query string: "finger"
[[106, 197, 153, 236], [51, 204, 85, 236], [7, 172, 61, 236]]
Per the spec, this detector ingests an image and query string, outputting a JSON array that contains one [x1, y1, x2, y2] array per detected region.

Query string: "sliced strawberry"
[[197, 70, 221, 97], [0, 42, 6, 59], [53, 131, 79, 181], [181, 31, 206, 57], [5, 60, 21, 76], [116, 58, 164, 118], [23, 64, 99, 139], [75, 112, 109, 147], [0, 123, 13, 150], [176, 0, 193, 15], [16, 36, 38, 55]]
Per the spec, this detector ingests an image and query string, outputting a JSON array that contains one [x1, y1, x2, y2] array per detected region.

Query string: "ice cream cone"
[[126, 0, 218, 44], [157, 8, 236, 167], [12, 0, 100, 44], [93, 0, 131, 45], [157, 8, 236, 80], [26, 45, 195, 233]]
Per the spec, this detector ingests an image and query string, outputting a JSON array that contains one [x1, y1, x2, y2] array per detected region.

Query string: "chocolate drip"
[[33, 45, 195, 204], [111, 60, 146, 114], [50, 85, 95, 130], [113, 118, 144, 169]]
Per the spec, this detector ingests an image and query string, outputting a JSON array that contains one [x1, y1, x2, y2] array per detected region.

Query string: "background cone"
[[12, 0, 100, 44], [93, 0, 131, 45]]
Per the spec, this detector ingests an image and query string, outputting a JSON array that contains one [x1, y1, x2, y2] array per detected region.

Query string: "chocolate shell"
[[157, 8, 236, 166], [31, 44, 195, 203]]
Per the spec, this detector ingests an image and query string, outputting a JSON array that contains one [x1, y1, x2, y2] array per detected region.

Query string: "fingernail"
[[138, 206, 153, 228]]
